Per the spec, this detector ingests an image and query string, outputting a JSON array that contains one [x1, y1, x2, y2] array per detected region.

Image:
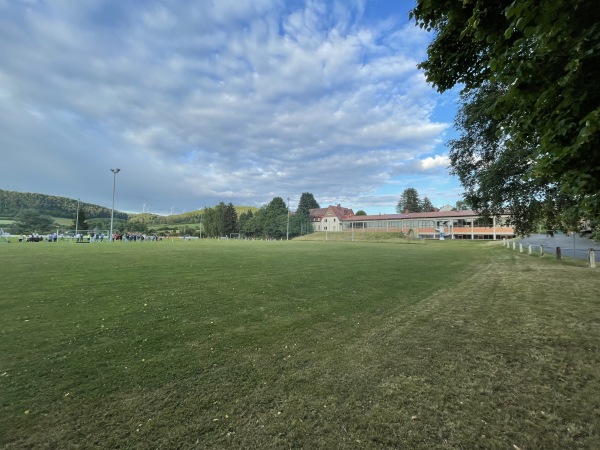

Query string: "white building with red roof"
[[309, 204, 355, 232], [309, 206, 515, 239]]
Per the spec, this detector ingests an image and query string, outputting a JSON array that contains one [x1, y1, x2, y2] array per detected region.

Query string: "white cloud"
[[0, 0, 460, 214], [420, 155, 450, 171]]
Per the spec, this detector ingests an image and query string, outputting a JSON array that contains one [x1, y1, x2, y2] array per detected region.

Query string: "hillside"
[[0, 189, 128, 220], [128, 206, 258, 226], [0, 189, 258, 228]]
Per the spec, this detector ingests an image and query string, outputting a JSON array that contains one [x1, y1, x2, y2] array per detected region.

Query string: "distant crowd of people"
[[112, 232, 163, 241], [16, 231, 164, 243], [19, 232, 64, 242], [73, 231, 106, 242]]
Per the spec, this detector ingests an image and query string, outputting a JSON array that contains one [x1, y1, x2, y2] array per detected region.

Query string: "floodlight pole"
[[75, 198, 80, 237], [286, 197, 290, 241], [109, 168, 121, 241]]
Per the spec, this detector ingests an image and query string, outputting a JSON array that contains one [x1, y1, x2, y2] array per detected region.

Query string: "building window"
[[474, 217, 493, 227]]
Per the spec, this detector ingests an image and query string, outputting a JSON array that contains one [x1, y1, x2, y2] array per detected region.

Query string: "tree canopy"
[[420, 197, 436, 213], [12, 209, 56, 234], [238, 210, 255, 237], [396, 188, 422, 213], [263, 197, 288, 239], [296, 193, 320, 220], [201, 202, 238, 238], [72, 205, 89, 231], [222, 203, 238, 237], [411, 0, 600, 235]]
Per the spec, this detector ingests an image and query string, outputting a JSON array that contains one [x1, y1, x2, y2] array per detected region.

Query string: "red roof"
[[310, 205, 355, 221], [346, 210, 481, 221], [310, 207, 486, 222]]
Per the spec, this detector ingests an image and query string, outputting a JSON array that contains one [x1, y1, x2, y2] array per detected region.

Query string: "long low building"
[[310, 205, 515, 240]]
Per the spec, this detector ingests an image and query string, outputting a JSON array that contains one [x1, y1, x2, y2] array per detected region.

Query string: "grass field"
[[1, 239, 599, 449]]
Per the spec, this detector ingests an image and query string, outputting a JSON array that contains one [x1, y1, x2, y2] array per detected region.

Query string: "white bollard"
[[589, 249, 596, 268], [512, 241, 516, 250], [528, 244, 532, 255], [519, 243, 523, 253]]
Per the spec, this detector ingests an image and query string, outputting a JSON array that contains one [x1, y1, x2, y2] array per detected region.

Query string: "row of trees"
[[9, 210, 57, 234], [410, 0, 599, 236], [201, 193, 320, 239], [395, 188, 437, 213], [8, 208, 121, 235], [7, 192, 320, 238]]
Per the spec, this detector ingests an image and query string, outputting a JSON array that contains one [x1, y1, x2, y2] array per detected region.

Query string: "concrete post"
[[512, 241, 516, 250], [589, 249, 596, 268], [528, 244, 532, 255], [540, 246, 544, 257], [519, 243, 523, 253], [556, 246, 561, 260]]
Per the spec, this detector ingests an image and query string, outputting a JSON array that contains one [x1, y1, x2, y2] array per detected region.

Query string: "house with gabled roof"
[[310, 204, 354, 232]]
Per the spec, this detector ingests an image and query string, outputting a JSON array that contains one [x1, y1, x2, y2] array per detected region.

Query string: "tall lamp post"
[[199, 212, 203, 239], [75, 198, 80, 238], [286, 197, 290, 241], [109, 168, 121, 241]]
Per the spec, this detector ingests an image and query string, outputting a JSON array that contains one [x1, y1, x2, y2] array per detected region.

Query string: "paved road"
[[516, 233, 600, 263]]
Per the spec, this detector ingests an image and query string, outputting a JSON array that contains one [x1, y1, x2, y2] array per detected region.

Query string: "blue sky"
[[0, 0, 463, 215]]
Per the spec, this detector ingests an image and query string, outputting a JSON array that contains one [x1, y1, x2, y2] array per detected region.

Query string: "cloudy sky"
[[0, 0, 462, 215]]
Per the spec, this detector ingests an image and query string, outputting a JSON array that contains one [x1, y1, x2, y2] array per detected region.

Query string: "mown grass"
[[0, 239, 599, 449]]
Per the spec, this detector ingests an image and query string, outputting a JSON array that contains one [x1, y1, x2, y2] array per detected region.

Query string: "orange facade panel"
[[452, 226, 514, 233]]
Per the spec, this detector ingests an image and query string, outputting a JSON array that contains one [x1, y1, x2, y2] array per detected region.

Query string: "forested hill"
[[0, 189, 128, 220]]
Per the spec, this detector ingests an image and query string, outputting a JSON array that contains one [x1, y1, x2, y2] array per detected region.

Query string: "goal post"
[[0, 228, 10, 242]]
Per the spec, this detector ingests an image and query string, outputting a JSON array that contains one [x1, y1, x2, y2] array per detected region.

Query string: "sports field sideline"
[[1, 239, 598, 449]]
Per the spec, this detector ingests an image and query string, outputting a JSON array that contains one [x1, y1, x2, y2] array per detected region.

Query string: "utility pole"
[[109, 168, 121, 241], [75, 198, 80, 237], [286, 197, 290, 241]]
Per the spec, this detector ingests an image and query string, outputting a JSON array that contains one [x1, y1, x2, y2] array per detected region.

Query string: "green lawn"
[[1, 239, 599, 449]]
